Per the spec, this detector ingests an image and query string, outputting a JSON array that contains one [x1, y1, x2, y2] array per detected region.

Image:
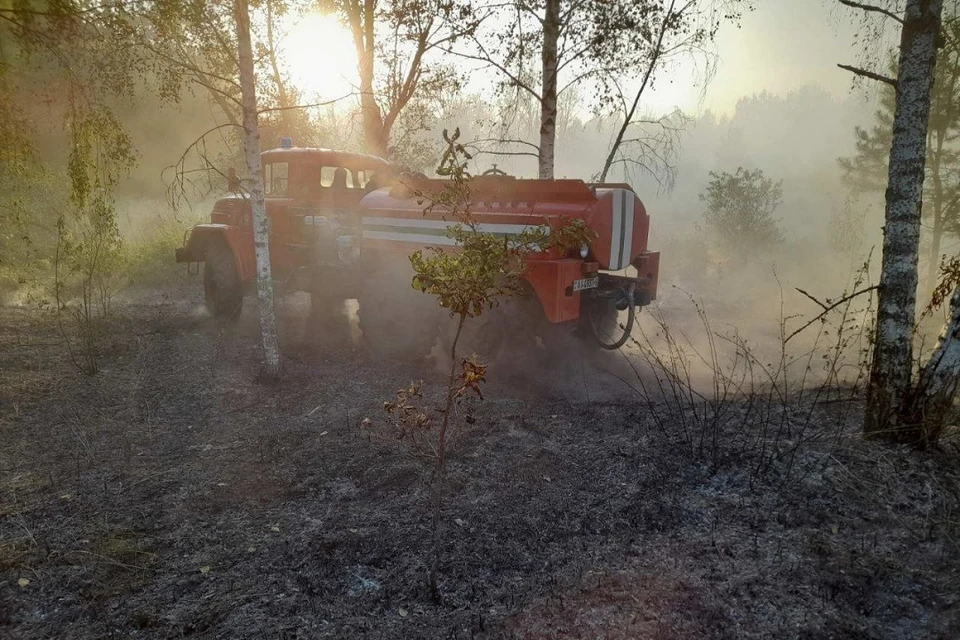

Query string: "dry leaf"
[[17, 578, 30, 588], [454, 518, 465, 527], [349, 528, 359, 533], [270, 526, 280, 533], [199, 566, 211, 574], [398, 607, 409, 618], [246, 546, 256, 553]]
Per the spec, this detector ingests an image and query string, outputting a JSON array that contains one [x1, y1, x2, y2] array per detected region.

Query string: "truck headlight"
[[579, 244, 589, 259]]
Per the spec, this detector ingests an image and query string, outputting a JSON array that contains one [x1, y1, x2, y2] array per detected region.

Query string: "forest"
[[2, 0, 960, 638]]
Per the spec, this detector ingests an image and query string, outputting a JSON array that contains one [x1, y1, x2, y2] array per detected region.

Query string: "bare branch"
[[466, 137, 541, 151], [837, 0, 904, 24], [257, 94, 355, 114], [785, 286, 879, 344], [838, 63, 898, 87], [164, 122, 242, 208], [598, 0, 676, 182]]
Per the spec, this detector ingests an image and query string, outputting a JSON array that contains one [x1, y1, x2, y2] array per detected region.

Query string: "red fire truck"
[[175, 139, 659, 360]]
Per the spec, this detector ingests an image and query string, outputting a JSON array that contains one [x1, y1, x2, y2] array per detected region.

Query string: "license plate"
[[572, 276, 599, 292]]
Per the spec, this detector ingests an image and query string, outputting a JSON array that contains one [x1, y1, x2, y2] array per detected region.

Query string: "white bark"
[[920, 287, 960, 400], [235, 0, 281, 378], [538, 0, 559, 180], [864, 0, 942, 438]]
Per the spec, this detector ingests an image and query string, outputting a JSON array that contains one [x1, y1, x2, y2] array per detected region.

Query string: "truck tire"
[[203, 242, 243, 319], [434, 294, 540, 370]]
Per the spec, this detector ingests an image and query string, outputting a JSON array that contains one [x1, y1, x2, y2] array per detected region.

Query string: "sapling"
[[365, 128, 593, 599]]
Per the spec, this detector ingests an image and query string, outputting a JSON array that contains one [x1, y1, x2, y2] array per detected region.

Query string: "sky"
[[643, 0, 885, 116]]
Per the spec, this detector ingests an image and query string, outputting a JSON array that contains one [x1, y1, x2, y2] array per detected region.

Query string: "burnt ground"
[[1, 286, 960, 639]]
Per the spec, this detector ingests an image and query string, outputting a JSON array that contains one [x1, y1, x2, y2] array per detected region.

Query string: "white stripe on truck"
[[619, 190, 634, 270], [597, 188, 634, 270], [610, 190, 623, 270], [361, 216, 543, 236]]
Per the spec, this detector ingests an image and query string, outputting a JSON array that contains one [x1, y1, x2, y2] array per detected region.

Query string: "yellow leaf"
[[831, 525, 839, 535], [398, 607, 409, 618], [17, 578, 30, 588], [199, 566, 211, 574]]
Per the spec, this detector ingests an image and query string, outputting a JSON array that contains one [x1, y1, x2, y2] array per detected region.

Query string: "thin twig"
[[837, 0, 904, 24], [785, 286, 879, 344]]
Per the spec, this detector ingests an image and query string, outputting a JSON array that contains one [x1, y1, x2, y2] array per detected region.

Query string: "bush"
[[700, 167, 784, 259]]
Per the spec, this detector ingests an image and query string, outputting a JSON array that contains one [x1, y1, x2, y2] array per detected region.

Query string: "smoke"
[[97, 37, 894, 399]]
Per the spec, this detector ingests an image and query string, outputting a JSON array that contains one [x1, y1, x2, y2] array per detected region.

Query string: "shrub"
[[700, 167, 784, 259]]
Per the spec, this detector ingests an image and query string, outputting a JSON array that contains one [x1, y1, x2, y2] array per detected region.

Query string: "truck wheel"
[[203, 242, 243, 319], [435, 295, 543, 370]]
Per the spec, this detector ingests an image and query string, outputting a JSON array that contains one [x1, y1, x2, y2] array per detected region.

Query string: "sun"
[[281, 12, 358, 103]]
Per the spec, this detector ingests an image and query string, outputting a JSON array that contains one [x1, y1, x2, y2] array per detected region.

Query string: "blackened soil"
[[1, 290, 959, 639]]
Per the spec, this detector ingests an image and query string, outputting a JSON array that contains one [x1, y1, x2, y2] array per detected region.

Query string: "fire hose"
[[586, 284, 636, 350]]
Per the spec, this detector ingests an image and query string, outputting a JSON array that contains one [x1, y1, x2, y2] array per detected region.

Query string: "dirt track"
[[1, 287, 959, 639]]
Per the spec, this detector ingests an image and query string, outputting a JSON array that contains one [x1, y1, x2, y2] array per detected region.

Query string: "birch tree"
[[235, 0, 282, 379], [839, 7, 960, 292], [460, 0, 747, 180], [914, 271, 960, 443], [838, 0, 945, 439], [152, 0, 287, 376]]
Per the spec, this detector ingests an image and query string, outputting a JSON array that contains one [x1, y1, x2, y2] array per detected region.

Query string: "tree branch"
[[467, 137, 541, 151], [837, 0, 904, 24], [838, 63, 898, 87], [785, 285, 880, 343], [257, 95, 355, 114]]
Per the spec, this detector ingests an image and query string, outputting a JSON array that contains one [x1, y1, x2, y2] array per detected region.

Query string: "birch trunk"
[[924, 125, 946, 293], [235, 0, 281, 379], [916, 286, 960, 444], [864, 0, 942, 438], [538, 0, 559, 180]]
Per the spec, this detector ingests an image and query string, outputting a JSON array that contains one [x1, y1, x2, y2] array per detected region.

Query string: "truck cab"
[[176, 141, 397, 312]]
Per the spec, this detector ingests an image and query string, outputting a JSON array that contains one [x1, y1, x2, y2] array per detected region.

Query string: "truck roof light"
[[280, 137, 293, 149]]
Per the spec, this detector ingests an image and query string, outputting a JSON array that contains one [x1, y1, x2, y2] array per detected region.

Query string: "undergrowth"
[[626, 258, 878, 483]]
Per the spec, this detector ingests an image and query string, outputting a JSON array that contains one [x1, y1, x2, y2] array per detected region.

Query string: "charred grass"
[[1, 290, 959, 638]]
